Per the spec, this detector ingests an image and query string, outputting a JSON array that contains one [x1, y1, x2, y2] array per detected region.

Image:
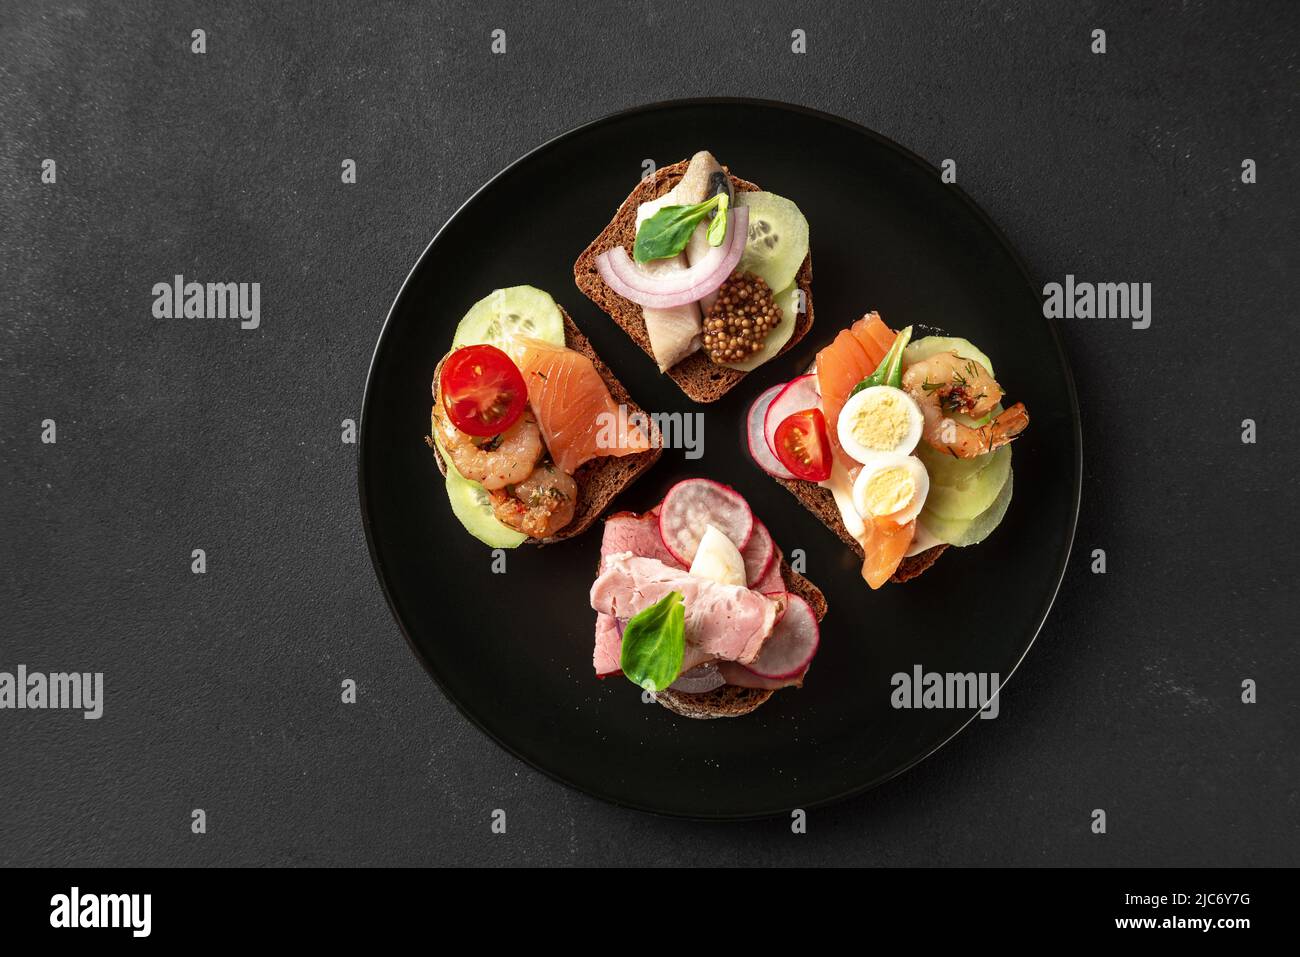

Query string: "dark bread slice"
[[773, 476, 948, 582], [653, 558, 828, 719], [653, 683, 773, 721], [573, 159, 815, 403], [428, 310, 662, 544]]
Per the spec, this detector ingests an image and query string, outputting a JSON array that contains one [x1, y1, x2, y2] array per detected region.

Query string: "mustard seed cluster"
[[702, 271, 781, 364]]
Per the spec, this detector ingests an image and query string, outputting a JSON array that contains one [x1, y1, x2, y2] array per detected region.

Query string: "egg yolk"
[[862, 465, 916, 516], [850, 392, 911, 452]]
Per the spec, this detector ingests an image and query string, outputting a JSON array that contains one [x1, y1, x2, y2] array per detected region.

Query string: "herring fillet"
[[636, 258, 702, 372], [634, 151, 724, 371]]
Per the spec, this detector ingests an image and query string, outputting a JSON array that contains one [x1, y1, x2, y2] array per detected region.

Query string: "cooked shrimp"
[[489, 461, 578, 538], [901, 351, 1029, 458], [431, 397, 543, 490]]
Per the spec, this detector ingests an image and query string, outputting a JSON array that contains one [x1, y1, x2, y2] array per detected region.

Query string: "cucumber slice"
[[445, 469, 527, 548], [918, 441, 996, 488], [432, 431, 526, 548], [721, 284, 800, 372], [451, 286, 565, 350], [903, 335, 995, 377], [736, 192, 809, 293], [922, 469, 1013, 547], [922, 444, 1011, 521]]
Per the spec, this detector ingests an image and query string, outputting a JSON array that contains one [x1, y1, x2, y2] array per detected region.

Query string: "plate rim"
[[357, 96, 1084, 821]]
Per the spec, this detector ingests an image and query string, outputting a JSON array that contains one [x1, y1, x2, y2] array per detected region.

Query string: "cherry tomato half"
[[773, 407, 832, 482], [439, 344, 529, 437]]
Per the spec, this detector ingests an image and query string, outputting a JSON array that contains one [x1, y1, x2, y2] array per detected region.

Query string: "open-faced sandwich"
[[747, 314, 1029, 586], [427, 286, 662, 546], [574, 150, 814, 402], [589, 479, 826, 719]]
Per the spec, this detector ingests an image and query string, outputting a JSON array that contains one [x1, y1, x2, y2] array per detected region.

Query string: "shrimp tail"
[[980, 402, 1029, 453]]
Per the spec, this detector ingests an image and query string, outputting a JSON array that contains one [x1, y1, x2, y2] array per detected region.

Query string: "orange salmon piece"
[[507, 337, 651, 475], [817, 325, 880, 462], [854, 313, 896, 360], [859, 518, 916, 589]]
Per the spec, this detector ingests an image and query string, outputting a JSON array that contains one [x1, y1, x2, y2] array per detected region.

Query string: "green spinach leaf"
[[619, 591, 686, 692], [705, 193, 729, 247], [633, 195, 722, 263]]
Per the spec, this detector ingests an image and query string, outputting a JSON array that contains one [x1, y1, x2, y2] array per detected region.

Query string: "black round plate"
[[359, 99, 1081, 820]]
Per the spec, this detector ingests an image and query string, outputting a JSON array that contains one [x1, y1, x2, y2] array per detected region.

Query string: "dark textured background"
[[2, 1, 1296, 866]]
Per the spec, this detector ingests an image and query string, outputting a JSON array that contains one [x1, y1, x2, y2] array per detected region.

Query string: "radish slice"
[[747, 385, 796, 479], [744, 594, 820, 679], [719, 661, 807, 690], [658, 478, 754, 564], [753, 551, 785, 594], [595, 207, 749, 309], [763, 374, 821, 463], [742, 520, 777, 585]]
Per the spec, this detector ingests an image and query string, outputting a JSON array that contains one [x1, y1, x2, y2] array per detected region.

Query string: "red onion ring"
[[595, 206, 749, 309]]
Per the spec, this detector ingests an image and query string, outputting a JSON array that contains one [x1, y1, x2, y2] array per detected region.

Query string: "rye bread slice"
[[653, 558, 827, 719], [772, 476, 948, 582], [573, 159, 815, 403], [428, 310, 662, 544]]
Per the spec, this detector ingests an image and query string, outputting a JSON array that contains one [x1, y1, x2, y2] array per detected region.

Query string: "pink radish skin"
[[746, 385, 796, 479], [744, 594, 820, 679], [753, 548, 785, 594], [763, 374, 821, 462], [718, 660, 807, 690], [741, 520, 776, 585], [657, 478, 754, 565]]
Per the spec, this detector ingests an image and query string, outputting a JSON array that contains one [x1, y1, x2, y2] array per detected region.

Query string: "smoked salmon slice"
[[855, 313, 896, 358], [858, 517, 916, 589], [507, 337, 651, 475], [816, 313, 896, 464]]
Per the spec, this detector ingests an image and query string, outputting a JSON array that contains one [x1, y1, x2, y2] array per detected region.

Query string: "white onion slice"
[[595, 206, 749, 309]]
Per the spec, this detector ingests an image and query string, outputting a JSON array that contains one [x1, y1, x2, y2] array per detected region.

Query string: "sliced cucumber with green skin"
[[451, 285, 565, 350], [736, 192, 809, 293], [922, 469, 1013, 547], [444, 468, 527, 548], [918, 440, 992, 489], [722, 284, 801, 372], [902, 335, 995, 377], [922, 443, 1011, 521], [432, 431, 526, 548]]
